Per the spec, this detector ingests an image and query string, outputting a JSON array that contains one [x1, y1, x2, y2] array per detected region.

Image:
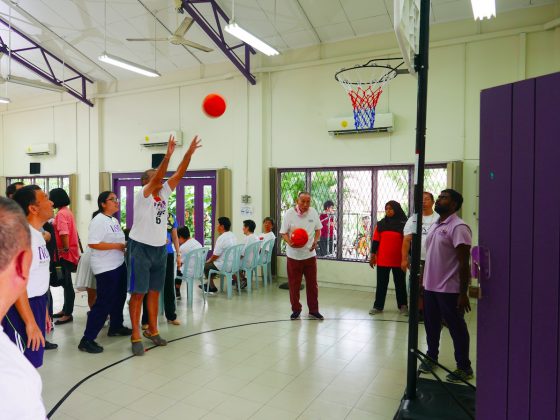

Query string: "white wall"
[[1, 5, 559, 290]]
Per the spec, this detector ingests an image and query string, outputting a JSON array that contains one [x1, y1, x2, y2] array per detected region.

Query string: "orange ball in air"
[[202, 93, 227, 118]]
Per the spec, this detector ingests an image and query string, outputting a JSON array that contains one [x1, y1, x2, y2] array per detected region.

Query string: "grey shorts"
[[127, 239, 167, 294]]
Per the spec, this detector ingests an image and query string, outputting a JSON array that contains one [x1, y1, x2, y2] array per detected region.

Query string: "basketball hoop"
[[335, 59, 404, 130]]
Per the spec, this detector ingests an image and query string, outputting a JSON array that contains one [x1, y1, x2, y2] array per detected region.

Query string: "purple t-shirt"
[[423, 213, 472, 293]]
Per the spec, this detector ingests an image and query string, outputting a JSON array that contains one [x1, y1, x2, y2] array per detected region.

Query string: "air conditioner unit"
[[327, 113, 394, 135], [141, 130, 183, 147], [25, 143, 56, 156]]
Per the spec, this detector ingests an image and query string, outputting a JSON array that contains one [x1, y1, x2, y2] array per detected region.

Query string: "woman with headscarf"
[[369, 200, 409, 315]]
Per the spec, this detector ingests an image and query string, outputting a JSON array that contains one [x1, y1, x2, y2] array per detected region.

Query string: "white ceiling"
[[0, 0, 554, 99]]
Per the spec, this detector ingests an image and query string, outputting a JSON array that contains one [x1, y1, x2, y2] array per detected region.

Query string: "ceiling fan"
[[126, 16, 213, 52]]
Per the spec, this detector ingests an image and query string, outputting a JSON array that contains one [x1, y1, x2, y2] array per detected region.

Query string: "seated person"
[[177, 226, 203, 281], [238, 219, 259, 288], [259, 217, 276, 247], [201, 217, 236, 292]]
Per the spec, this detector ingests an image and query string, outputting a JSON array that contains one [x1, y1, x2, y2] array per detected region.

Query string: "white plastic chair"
[[181, 247, 209, 306], [258, 238, 275, 287], [208, 244, 244, 299], [239, 241, 262, 293]]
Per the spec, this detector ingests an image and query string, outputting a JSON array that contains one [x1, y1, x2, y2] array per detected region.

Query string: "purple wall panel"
[[507, 79, 535, 419], [477, 84, 512, 420], [530, 72, 560, 420]]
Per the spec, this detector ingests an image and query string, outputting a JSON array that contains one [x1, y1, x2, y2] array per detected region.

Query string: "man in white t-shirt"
[[401, 191, 439, 319], [127, 135, 201, 356], [259, 217, 276, 246], [0, 197, 47, 418], [280, 192, 323, 320], [238, 219, 259, 288], [201, 217, 237, 292], [5, 186, 54, 369], [177, 226, 203, 279]]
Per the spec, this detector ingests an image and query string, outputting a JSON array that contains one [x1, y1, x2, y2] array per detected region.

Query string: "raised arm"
[[143, 135, 176, 197], [168, 136, 202, 191]]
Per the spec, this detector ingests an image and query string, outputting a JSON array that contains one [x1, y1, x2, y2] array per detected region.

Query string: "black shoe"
[[199, 283, 218, 293], [290, 311, 301, 320], [108, 326, 133, 337], [44, 340, 58, 350], [78, 338, 104, 354], [54, 315, 73, 325], [309, 312, 324, 320], [52, 312, 65, 319]]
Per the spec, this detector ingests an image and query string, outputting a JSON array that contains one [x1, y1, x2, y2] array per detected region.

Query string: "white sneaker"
[[369, 308, 382, 315]]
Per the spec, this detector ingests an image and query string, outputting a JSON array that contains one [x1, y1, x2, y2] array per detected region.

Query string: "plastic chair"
[[208, 244, 244, 299], [181, 247, 209, 306], [258, 238, 275, 288], [239, 241, 262, 293]]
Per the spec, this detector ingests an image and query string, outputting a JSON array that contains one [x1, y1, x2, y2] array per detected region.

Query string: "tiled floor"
[[41, 279, 477, 419]]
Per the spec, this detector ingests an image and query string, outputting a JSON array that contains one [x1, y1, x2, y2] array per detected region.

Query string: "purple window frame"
[[112, 170, 216, 248]]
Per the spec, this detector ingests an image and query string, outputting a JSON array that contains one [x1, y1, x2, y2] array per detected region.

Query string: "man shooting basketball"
[[127, 134, 201, 356]]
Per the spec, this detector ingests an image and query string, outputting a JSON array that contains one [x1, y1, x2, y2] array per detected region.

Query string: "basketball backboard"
[[394, 0, 420, 76]]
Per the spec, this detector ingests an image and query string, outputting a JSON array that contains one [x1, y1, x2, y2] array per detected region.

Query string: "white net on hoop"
[[336, 62, 399, 130]]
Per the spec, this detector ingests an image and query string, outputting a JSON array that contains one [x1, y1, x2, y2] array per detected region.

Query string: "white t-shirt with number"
[[0, 326, 46, 419], [129, 182, 172, 247], [403, 212, 439, 260], [28, 226, 50, 299], [88, 213, 126, 275], [213, 231, 237, 270], [280, 207, 322, 260], [179, 238, 203, 278]]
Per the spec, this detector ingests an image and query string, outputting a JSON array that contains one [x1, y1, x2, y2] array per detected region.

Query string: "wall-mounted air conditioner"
[[327, 113, 394, 135], [141, 130, 183, 147], [25, 143, 56, 156]]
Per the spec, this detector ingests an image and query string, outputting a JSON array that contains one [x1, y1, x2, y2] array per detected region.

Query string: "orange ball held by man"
[[290, 228, 308, 248]]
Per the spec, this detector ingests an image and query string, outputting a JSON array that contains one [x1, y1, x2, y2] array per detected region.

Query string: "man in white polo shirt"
[[202, 217, 237, 292], [0, 197, 46, 419], [280, 192, 323, 320], [128, 135, 201, 356]]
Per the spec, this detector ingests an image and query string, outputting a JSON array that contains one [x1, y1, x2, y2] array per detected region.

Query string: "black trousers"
[[142, 253, 176, 323], [373, 266, 408, 310], [60, 259, 76, 316]]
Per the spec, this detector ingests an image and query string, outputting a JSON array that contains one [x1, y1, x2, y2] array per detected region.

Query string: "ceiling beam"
[[0, 16, 94, 107], [182, 0, 256, 85]]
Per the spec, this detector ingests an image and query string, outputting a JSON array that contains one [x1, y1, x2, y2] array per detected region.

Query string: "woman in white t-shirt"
[[78, 191, 132, 354]]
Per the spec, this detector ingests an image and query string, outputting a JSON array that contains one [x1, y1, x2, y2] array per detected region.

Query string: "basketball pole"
[[405, 0, 431, 401]]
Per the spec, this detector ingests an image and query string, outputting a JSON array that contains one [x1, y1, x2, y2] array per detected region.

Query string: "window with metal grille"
[[276, 164, 448, 262], [6, 175, 70, 196]]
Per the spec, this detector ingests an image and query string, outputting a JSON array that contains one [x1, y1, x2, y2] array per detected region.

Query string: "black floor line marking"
[[47, 317, 408, 418]]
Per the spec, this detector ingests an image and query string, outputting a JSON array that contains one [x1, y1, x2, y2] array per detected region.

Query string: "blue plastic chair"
[[258, 238, 275, 288], [239, 241, 263, 293], [208, 244, 244, 299], [180, 247, 209, 306]]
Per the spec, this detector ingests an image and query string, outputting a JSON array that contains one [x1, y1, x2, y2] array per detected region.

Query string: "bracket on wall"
[[181, 0, 257, 85], [0, 17, 94, 107]]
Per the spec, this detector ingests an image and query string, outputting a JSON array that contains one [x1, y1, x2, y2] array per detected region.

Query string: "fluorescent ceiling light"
[[0, 96, 10, 104], [224, 22, 279, 56], [6, 75, 66, 93], [98, 52, 160, 78], [471, 0, 496, 20]]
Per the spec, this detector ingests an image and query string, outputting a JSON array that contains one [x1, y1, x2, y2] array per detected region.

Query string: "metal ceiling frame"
[[181, 0, 257, 85], [0, 16, 94, 107]]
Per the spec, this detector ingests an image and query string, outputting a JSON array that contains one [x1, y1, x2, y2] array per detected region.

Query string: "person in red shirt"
[[50, 188, 80, 325], [369, 200, 409, 315]]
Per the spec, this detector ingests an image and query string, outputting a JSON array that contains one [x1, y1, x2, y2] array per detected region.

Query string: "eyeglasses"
[[106, 198, 119, 203]]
